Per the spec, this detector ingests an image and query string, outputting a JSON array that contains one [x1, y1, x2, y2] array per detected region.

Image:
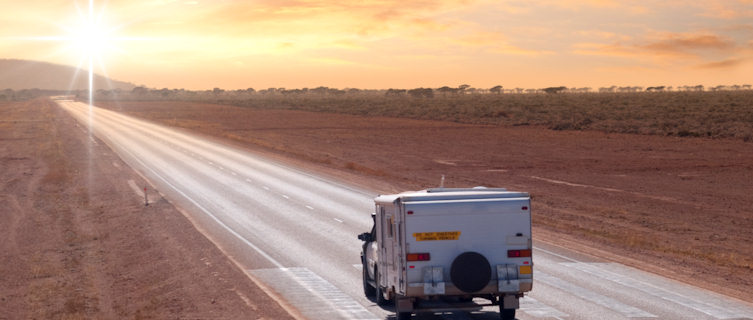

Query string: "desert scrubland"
[[104, 89, 753, 141]]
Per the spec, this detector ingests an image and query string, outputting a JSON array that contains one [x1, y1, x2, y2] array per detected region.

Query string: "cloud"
[[697, 57, 747, 69], [640, 33, 735, 54], [574, 31, 739, 60]]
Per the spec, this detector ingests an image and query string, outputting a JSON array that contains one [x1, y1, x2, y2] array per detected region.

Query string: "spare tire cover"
[[450, 252, 491, 293]]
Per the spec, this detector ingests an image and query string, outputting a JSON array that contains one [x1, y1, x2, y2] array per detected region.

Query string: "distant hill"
[[0, 59, 136, 91]]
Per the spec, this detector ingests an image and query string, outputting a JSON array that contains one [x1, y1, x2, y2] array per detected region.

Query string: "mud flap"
[[502, 294, 519, 309], [396, 296, 414, 312]]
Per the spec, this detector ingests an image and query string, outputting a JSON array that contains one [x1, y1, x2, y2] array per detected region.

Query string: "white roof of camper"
[[374, 187, 529, 203]]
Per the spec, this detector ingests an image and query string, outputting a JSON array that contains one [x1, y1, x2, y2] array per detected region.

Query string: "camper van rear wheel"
[[450, 252, 492, 293], [362, 261, 375, 297]]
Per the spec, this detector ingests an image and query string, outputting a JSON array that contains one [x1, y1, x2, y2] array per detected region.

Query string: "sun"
[[60, 0, 121, 67], [67, 18, 111, 59]]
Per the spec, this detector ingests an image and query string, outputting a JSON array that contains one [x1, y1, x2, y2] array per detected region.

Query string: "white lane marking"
[[530, 175, 622, 192], [231, 171, 237, 176], [333, 218, 343, 223], [281, 194, 290, 199], [520, 297, 568, 320], [352, 264, 363, 270], [218, 166, 225, 170], [562, 262, 753, 319], [208, 161, 214, 165], [305, 205, 314, 210], [536, 271, 656, 318], [263, 186, 270, 191], [250, 267, 378, 320], [245, 178, 253, 183], [534, 246, 579, 263], [530, 175, 688, 205]]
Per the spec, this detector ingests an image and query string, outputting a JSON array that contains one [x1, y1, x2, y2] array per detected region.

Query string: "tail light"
[[507, 249, 532, 258], [406, 253, 431, 261]]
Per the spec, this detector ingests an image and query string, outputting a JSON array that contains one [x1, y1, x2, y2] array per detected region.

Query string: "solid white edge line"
[[116, 133, 285, 269]]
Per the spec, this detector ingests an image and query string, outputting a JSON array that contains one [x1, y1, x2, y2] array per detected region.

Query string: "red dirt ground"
[[96, 100, 753, 303], [0, 99, 294, 319]]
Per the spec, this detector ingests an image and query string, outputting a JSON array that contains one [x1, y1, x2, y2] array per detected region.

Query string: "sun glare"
[[68, 20, 110, 58], [12, 0, 153, 107]]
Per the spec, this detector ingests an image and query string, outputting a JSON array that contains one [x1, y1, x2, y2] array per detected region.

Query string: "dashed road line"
[[281, 194, 290, 199], [536, 271, 656, 318], [305, 205, 314, 210], [562, 262, 753, 319]]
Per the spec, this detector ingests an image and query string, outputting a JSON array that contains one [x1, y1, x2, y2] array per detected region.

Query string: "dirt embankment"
[[96, 100, 753, 303], [0, 99, 293, 319]]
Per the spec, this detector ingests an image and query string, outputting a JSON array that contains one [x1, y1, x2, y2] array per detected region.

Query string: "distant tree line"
[[88, 83, 753, 101], [2, 82, 752, 102]]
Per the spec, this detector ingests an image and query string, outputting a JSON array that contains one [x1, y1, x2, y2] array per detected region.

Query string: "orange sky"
[[1, 0, 752, 90]]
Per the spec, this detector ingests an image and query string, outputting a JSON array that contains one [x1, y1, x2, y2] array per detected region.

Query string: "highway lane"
[[57, 100, 753, 320]]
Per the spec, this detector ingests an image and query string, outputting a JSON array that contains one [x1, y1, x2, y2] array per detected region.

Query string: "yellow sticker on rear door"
[[413, 231, 461, 241]]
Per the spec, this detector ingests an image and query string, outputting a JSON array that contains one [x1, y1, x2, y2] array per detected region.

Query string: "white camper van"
[[358, 187, 532, 320]]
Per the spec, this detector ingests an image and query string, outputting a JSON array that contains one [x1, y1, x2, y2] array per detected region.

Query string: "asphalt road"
[[58, 100, 753, 320]]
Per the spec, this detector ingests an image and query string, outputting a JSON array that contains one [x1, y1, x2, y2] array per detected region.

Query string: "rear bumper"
[[406, 279, 532, 297]]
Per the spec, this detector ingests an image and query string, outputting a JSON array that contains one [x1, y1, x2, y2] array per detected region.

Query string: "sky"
[[1, 0, 752, 90]]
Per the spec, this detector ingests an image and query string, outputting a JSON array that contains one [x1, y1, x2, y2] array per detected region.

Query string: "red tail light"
[[406, 253, 431, 261], [507, 249, 532, 258]]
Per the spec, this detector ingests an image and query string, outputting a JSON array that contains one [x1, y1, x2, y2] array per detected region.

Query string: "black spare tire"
[[450, 252, 491, 293]]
